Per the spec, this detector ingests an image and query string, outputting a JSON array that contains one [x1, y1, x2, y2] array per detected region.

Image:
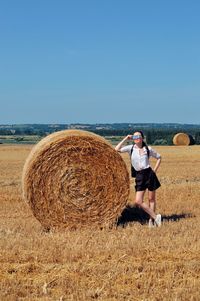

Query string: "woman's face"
[[133, 132, 143, 144]]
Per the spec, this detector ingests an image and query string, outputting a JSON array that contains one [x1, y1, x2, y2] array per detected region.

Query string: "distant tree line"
[[0, 125, 200, 145], [91, 129, 200, 145]]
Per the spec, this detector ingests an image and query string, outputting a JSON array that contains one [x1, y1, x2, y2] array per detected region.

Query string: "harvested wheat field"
[[0, 144, 200, 301]]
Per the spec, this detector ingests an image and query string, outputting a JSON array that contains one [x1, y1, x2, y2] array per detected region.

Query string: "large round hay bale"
[[173, 133, 190, 146], [22, 130, 130, 229]]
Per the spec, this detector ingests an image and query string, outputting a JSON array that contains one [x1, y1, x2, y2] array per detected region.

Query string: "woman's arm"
[[115, 135, 132, 151], [153, 157, 162, 173], [149, 147, 161, 173]]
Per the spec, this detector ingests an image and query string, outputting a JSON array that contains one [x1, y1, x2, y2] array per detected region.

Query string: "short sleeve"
[[149, 147, 161, 159], [120, 145, 132, 155]]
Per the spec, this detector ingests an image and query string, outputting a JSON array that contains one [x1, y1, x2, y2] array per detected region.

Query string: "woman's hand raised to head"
[[115, 135, 132, 151], [126, 135, 133, 140]]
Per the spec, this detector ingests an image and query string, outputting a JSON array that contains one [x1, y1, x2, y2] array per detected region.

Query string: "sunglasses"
[[132, 135, 142, 140]]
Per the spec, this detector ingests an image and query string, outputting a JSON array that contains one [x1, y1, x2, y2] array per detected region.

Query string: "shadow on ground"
[[117, 205, 193, 227]]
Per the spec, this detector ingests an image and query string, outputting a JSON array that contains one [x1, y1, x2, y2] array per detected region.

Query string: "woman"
[[115, 131, 162, 227]]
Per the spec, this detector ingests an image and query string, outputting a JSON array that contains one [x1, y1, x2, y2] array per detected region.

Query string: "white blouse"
[[120, 144, 161, 171]]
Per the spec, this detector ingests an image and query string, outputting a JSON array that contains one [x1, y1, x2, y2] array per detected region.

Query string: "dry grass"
[[0, 144, 200, 300]]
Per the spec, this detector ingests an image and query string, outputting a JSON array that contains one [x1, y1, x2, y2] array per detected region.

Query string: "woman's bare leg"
[[135, 191, 156, 220], [148, 190, 156, 221]]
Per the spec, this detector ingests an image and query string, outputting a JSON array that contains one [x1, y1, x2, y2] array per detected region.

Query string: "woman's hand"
[[126, 135, 133, 140], [115, 135, 132, 151]]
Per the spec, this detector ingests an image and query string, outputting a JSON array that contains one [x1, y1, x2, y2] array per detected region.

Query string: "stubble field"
[[0, 144, 199, 301]]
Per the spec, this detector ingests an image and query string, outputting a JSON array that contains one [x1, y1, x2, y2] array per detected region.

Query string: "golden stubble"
[[0, 144, 199, 301]]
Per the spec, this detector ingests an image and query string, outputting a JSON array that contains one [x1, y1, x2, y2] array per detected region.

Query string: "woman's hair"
[[136, 130, 150, 158]]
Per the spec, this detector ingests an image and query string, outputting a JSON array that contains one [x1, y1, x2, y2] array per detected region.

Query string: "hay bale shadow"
[[117, 207, 194, 227], [162, 213, 194, 222], [117, 205, 149, 227]]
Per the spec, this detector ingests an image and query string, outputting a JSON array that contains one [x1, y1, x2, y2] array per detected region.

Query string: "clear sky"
[[1, 0, 200, 124]]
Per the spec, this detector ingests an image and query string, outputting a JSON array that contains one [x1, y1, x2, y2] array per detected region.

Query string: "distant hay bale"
[[22, 130, 130, 229], [173, 133, 193, 146]]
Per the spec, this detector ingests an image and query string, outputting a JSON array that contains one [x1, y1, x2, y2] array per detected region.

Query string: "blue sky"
[[0, 0, 200, 124]]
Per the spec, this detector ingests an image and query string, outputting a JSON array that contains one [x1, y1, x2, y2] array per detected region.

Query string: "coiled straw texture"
[[22, 130, 130, 229], [173, 133, 190, 146]]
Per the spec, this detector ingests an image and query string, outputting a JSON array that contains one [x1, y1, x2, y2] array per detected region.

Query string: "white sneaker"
[[148, 219, 155, 228], [154, 214, 162, 227]]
